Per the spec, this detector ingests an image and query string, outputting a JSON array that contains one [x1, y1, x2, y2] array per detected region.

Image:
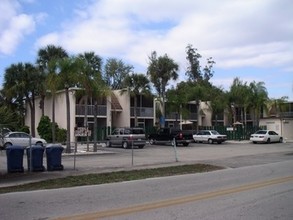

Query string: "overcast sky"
[[1, 0, 292, 100]]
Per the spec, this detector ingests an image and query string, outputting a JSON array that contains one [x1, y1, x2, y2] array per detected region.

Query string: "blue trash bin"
[[6, 145, 24, 173], [26, 145, 45, 171], [45, 144, 64, 171]]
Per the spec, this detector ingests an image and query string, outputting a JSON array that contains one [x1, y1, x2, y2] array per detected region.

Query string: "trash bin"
[[6, 145, 24, 173], [26, 145, 45, 171], [45, 144, 64, 171]]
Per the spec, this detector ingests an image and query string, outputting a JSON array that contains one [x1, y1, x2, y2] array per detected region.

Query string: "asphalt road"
[[0, 159, 292, 219]]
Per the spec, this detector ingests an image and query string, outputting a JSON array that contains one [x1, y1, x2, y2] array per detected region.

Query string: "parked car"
[[148, 127, 194, 146], [106, 127, 146, 149], [0, 132, 47, 149], [250, 130, 283, 144], [193, 130, 227, 144]]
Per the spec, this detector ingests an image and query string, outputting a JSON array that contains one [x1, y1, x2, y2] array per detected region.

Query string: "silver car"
[[193, 130, 227, 144], [106, 127, 146, 149], [0, 132, 47, 149]]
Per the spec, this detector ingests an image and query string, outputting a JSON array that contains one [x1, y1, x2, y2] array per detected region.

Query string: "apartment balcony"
[[280, 112, 293, 118], [166, 112, 197, 120], [130, 107, 154, 118], [76, 104, 107, 116]]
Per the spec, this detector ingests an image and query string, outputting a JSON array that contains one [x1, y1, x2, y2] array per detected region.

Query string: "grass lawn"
[[0, 164, 224, 194]]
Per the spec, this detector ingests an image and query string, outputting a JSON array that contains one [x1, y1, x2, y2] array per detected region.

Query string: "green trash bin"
[[26, 145, 45, 172], [45, 144, 64, 171], [6, 145, 24, 173]]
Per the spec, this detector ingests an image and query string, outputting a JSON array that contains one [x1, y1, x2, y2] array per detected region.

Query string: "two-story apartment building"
[[25, 88, 216, 142]]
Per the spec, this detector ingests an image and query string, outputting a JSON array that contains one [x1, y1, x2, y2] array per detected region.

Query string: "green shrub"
[[20, 126, 30, 134], [56, 128, 67, 144]]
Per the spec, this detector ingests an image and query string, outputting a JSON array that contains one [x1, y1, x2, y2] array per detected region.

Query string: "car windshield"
[[255, 130, 267, 134], [211, 130, 220, 135]]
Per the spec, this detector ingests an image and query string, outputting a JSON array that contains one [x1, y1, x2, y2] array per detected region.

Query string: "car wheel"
[[183, 143, 189, 147], [253, 141, 257, 144], [279, 137, 283, 143], [208, 139, 213, 144], [217, 141, 222, 144], [266, 138, 271, 144], [138, 145, 144, 149], [122, 141, 129, 149], [149, 139, 155, 145]]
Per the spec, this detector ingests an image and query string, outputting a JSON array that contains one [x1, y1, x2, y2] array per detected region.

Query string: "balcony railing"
[[166, 112, 197, 120], [130, 107, 154, 117], [76, 104, 107, 116], [280, 112, 293, 118]]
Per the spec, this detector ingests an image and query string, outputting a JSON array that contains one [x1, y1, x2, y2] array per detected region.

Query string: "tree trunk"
[[27, 92, 36, 137], [52, 94, 56, 143], [84, 95, 89, 152], [134, 95, 138, 127], [93, 102, 98, 152], [65, 88, 71, 153]]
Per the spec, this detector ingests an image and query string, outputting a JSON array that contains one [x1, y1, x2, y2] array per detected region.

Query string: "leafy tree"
[[104, 58, 133, 89], [185, 44, 202, 82], [37, 115, 53, 142], [121, 73, 151, 126], [147, 51, 179, 126]]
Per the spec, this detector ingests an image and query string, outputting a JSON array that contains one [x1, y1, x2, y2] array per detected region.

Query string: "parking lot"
[[1, 141, 293, 187]]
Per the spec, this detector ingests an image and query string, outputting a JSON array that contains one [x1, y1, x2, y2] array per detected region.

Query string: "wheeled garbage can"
[[6, 145, 24, 173], [26, 145, 45, 171], [45, 144, 64, 171]]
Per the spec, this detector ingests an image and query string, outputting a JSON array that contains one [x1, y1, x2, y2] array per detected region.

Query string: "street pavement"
[[0, 140, 293, 188]]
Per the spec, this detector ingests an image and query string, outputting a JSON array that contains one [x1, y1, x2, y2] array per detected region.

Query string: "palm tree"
[[3, 62, 40, 136], [249, 81, 268, 127], [56, 56, 82, 153], [46, 59, 61, 143], [77, 52, 103, 151], [121, 73, 151, 127], [36, 45, 68, 116], [147, 51, 179, 127]]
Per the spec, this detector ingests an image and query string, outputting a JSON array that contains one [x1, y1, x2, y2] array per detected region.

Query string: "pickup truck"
[[106, 127, 146, 149], [148, 127, 194, 146]]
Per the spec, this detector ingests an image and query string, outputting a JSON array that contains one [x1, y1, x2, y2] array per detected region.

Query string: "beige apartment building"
[[25, 88, 293, 141]]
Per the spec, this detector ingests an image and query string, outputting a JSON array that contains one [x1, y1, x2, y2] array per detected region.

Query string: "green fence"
[[85, 125, 266, 141], [198, 125, 267, 140]]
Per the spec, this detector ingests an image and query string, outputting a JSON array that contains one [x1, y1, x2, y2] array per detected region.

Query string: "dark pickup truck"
[[148, 127, 194, 146]]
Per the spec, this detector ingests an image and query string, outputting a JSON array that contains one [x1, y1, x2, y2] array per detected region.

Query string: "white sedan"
[[250, 130, 283, 144], [0, 132, 47, 149], [193, 130, 227, 144]]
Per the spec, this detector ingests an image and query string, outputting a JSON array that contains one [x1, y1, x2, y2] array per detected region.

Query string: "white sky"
[[0, 0, 292, 100]]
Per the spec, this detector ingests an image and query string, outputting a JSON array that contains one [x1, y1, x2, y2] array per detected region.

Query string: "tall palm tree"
[[147, 51, 179, 127], [46, 59, 61, 143], [36, 45, 68, 116], [121, 73, 151, 127], [3, 62, 40, 136], [77, 52, 103, 151], [57, 56, 82, 153], [249, 81, 268, 126]]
